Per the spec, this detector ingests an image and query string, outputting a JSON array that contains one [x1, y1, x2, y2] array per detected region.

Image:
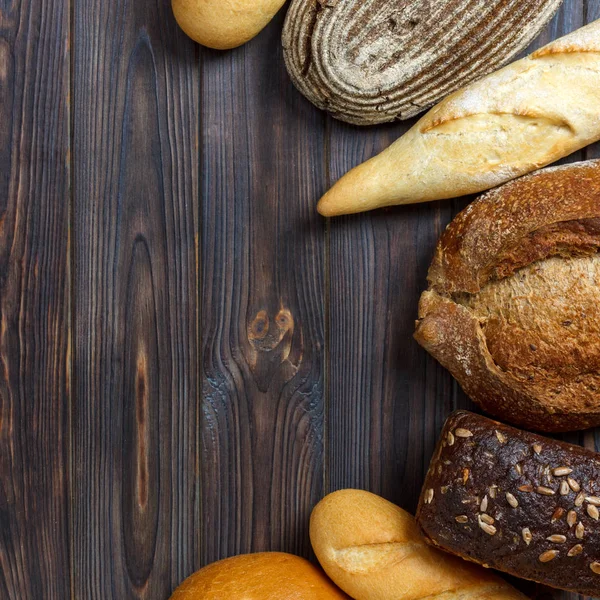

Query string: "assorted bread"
[[169, 552, 350, 599], [417, 411, 600, 596], [171, 0, 285, 49], [414, 159, 600, 432], [282, 0, 562, 125], [317, 19, 600, 216]]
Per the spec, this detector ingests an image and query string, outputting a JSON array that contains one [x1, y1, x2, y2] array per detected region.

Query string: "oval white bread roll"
[[172, 0, 285, 50], [169, 552, 350, 599], [310, 490, 527, 600], [317, 19, 600, 216]]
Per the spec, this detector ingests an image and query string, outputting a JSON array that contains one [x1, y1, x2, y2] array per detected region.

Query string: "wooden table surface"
[[2, 0, 600, 598]]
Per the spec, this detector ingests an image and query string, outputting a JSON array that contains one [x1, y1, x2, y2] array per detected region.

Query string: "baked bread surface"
[[417, 411, 600, 596], [283, 0, 562, 125], [172, 0, 285, 50], [317, 19, 600, 216], [169, 552, 349, 599], [310, 489, 527, 600], [414, 160, 600, 432]]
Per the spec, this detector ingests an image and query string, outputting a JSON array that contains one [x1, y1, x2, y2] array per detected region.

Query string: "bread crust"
[[415, 160, 600, 432], [283, 0, 562, 125], [317, 19, 600, 216], [169, 552, 349, 599], [172, 0, 285, 50], [417, 411, 600, 596], [310, 489, 527, 600]]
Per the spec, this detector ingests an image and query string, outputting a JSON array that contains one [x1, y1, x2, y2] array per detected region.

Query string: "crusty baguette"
[[283, 0, 562, 125], [310, 489, 528, 600], [414, 159, 600, 432], [417, 411, 600, 596], [172, 0, 285, 50], [169, 552, 350, 599], [317, 19, 600, 216]]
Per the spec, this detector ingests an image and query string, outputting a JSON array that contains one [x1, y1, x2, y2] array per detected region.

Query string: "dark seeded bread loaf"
[[414, 159, 600, 432], [417, 411, 600, 596]]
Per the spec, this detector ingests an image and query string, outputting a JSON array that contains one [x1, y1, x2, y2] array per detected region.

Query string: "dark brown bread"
[[417, 411, 600, 596], [414, 160, 600, 432], [282, 0, 563, 125]]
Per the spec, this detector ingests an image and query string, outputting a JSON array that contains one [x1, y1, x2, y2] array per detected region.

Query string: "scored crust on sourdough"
[[414, 160, 600, 432]]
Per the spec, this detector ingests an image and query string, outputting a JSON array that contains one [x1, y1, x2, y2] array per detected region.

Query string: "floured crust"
[[414, 160, 600, 432], [282, 0, 562, 125]]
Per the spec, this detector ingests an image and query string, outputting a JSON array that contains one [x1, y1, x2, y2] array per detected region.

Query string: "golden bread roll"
[[317, 19, 600, 216], [169, 551, 350, 599], [310, 489, 527, 600], [172, 0, 285, 50]]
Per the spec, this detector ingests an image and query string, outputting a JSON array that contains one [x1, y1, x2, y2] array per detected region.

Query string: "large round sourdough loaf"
[[282, 0, 563, 125], [414, 160, 600, 432]]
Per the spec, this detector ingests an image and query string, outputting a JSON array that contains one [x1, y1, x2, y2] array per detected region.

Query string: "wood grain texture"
[[0, 0, 71, 598], [71, 0, 199, 597], [200, 9, 327, 564]]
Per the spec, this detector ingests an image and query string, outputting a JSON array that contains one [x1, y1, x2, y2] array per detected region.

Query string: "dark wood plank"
[[0, 0, 71, 598], [71, 0, 200, 596], [200, 10, 327, 563], [326, 2, 599, 599]]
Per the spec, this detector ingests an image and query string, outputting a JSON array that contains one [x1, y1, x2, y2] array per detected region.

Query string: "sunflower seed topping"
[[560, 481, 570, 496], [591, 562, 600, 575], [551, 507, 564, 522], [537, 486, 555, 496], [455, 428, 473, 438], [478, 516, 497, 535], [480, 514, 495, 525], [447, 431, 455, 446], [425, 488, 434, 504], [568, 544, 583, 557], [506, 492, 518, 508], [533, 443, 543, 455], [522, 527, 532, 545], [462, 468, 469, 484], [480, 495, 488, 512], [489, 486, 497, 499], [519, 484, 534, 493], [576, 522, 585, 539], [575, 491, 586, 507], [568, 478, 581, 492], [515, 463, 523, 476], [568, 510, 578, 527], [587, 496, 600, 506], [553, 467, 573, 477], [587, 504, 599, 520], [495, 430, 506, 444], [455, 515, 468, 523], [539, 550, 558, 563], [547, 534, 567, 543]]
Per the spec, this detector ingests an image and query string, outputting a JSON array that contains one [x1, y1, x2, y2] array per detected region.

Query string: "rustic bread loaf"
[[310, 489, 528, 600], [414, 160, 600, 432], [417, 411, 600, 596], [317, 19, 600, 217], [172, 0, 285, 50], [283, 0, 562, 126], [169, 552, 349, 599]]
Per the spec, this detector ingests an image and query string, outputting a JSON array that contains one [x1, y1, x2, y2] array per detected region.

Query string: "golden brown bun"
[[414, 160, 600, 432], [317, 19, 600, 216], [310, 489, 527, 600], [171, 0, 285, 50], [169, 552, 350, 599]]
